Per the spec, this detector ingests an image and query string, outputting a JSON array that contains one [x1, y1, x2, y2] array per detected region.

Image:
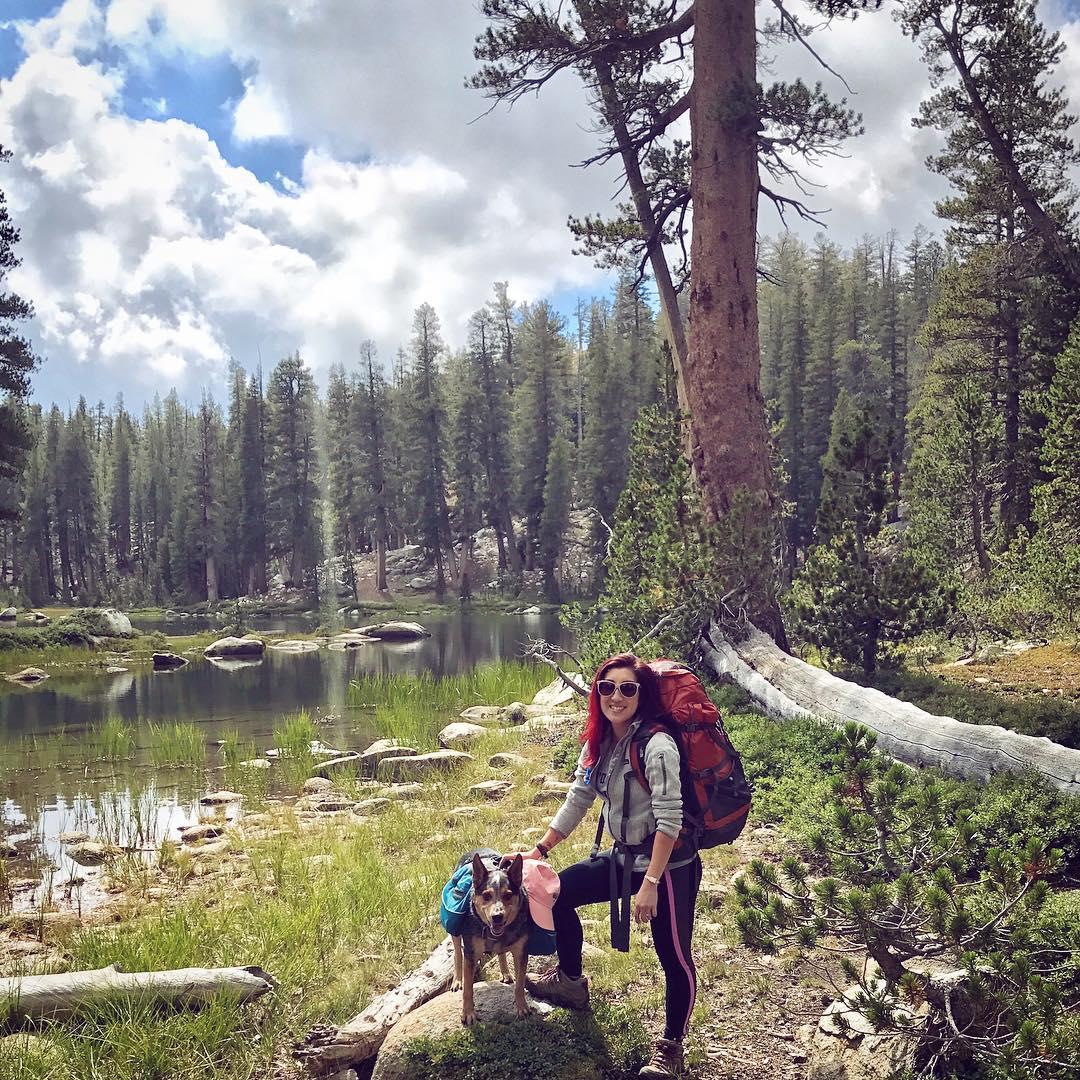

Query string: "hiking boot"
[[523, 966, 590, 1009], [639, 1037, 684, 1078]]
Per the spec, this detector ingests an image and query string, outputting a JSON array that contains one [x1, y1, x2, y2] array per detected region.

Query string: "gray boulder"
[[361, 739, 418, 775], [355, 621, 431, 641], [75, 608, 134, 636], [372, 984, 559, 1080], [204, 635, 266, 658], [5, 667, 49, 685], [437, 722, 489, 749], [153, 652, 188, 670], [0, 607, 16, 622], [376, 750, 473, 783]]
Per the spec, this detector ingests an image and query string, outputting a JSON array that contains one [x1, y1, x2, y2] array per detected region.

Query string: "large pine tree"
[[0, 145, 39, 515]]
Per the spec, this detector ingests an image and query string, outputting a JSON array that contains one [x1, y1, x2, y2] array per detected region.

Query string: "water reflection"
[[0, 609, 571, 912]]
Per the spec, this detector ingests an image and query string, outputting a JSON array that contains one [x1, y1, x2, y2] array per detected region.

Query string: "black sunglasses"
[[597, 679, 640, 699]]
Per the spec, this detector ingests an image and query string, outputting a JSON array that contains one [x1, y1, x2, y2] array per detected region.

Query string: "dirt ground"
[[931, 641, 1080, 698]]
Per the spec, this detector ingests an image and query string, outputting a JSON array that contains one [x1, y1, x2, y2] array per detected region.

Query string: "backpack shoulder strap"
[[628, 718, 677, 794]]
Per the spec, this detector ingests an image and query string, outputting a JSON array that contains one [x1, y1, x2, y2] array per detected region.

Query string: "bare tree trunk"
[[296, 940, 453, 1074], [687, 0, 784, 641], [206, 555, 218, 603], [699, 624, 1080, 794], [592, 57, 689, 413], [0, 964, 276, 1023]]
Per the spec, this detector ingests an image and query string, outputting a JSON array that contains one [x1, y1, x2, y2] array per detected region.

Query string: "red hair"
[[581, 653, 658, 768]]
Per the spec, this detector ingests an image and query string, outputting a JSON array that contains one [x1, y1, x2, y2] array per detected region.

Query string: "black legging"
[[552, 852, 702, 1041]]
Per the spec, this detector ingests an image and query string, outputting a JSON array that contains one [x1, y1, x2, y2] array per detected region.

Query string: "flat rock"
[[376, 750, 474, 783], [361, 739, 418, 774], [66, 841, 121, 866], [178, 823, 225, 844], [203, 636, 266, 658], [269, 639, 321, 652], [522, 713, 562, 733], [372, 984, 558, 1080], [355, 621, 431, 640], [377, 783, 424, 801], [0, 607, 15, 621], [303, 777, 334, 794], [488, 752, 529, 768], [294, 792, 355, 813], [239, 758, 271, 770], [532, 780, 572, 806], [446, 805, 481, 824], [56, 831, 90, 844], [311, 753, 364, 778], [5, 667, 49, 685], [199, 790, 244, 806], [469, 779, 514, 800], [352, 798, 392, 816], [152, 652, 188, 670], [438, 722, 489, 749]]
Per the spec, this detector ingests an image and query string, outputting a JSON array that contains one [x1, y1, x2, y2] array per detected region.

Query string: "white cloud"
[[6, 0, 1078, 406]]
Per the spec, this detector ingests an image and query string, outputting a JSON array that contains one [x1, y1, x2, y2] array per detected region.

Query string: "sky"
[[2, 0, 1080, 411]]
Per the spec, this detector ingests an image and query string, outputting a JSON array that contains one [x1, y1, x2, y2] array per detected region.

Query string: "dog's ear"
[[472, 851, 489, 889], [506, 852, 523, 890]]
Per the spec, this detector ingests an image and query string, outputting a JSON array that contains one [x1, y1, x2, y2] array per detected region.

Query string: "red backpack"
[[629, 659, 752, 856]]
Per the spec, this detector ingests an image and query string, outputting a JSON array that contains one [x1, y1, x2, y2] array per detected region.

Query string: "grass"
[[858, 663, 1080, 749], [87, 716, 136, 761], [146, 723, 207, 769]]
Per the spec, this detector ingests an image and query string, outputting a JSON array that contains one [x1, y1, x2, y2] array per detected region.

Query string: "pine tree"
[[447, 347, 484, 599], [404, 304, 453, 595], [538, 432, 573, 602], [0, 145, 38, 507], [265, 354, 319, 588], [325, 363, 360, 598], [467, 308, 520, 574], [356, 341, 392, 593], [513, 301, 569, 569], [110, 401, 133, 576], [239, 374, 268, 595]]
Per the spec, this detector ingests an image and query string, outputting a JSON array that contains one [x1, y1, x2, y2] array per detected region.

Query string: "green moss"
[[400, 1001, 649, 1080]]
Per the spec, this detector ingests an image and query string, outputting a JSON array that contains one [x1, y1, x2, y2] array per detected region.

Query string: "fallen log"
[[0, 964, 277, 1023], [295, 938, 453, 1075], [700, 623, 1080, 795]]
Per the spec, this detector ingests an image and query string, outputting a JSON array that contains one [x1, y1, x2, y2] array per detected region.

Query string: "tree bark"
[[296, 939, 454, 1074], [0, 964, 276, 1023], [687, 0, 784, 639], [699, 624, 1080, 794]]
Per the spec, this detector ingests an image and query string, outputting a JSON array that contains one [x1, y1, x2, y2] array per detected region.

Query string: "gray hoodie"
[[549, 718, 693, 871]]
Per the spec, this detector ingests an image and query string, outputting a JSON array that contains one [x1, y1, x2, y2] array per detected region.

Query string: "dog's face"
[[471, 852, 524, 936]]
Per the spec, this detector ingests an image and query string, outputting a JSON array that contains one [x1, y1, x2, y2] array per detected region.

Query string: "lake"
[[0, 608, 572, 913]]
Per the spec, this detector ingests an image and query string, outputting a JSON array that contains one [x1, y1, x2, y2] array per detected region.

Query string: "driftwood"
[[296, 938, 454, 1074], [0, 964, 277, 1023], [700, 623, 1080, 795]]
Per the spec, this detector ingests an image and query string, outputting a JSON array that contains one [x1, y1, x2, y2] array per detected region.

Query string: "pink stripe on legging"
[[661, 871, 696, 1037]]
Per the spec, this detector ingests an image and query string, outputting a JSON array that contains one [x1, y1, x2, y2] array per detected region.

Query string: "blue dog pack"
[[440, 856, 558, 955]]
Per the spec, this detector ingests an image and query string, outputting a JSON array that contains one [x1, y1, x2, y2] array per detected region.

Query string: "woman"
[[520, 653, 701, 1079]]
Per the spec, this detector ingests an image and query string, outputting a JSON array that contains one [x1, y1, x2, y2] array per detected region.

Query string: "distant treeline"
[[1, 273, 674, 607]]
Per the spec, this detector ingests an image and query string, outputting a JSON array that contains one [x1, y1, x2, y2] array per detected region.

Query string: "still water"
[[0, 609, 571, 913]]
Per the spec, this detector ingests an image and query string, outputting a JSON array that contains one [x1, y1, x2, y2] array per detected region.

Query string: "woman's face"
[[597, 664, 641, 727]]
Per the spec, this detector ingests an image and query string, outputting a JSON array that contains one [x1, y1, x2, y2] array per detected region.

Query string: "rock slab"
[[372, 984, 559, 1080]]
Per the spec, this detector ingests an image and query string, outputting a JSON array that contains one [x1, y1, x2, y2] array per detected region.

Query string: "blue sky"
[[2, 0, 1077, 412]]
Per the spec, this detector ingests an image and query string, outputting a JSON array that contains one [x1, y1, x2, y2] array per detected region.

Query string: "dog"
[[448, 848, 530, 1025]]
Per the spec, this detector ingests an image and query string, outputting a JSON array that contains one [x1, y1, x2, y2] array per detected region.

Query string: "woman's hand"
[[633, 879, 658, 923]]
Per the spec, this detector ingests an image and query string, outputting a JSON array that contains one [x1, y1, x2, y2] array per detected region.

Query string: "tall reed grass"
[[88, 715, 136, 761], [146, 722, 206, 768], [272, 711, 317, 787]]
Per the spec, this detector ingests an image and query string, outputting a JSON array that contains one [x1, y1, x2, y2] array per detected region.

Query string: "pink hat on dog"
[[522, 857, 560, 931]]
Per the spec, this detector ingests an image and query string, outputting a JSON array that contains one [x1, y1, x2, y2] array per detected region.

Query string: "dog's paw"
[[500, 972, 514, 985], [515, 999, 528, 1019], [450, 977, 462, 992], [462, 1009, 476, 1026]]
